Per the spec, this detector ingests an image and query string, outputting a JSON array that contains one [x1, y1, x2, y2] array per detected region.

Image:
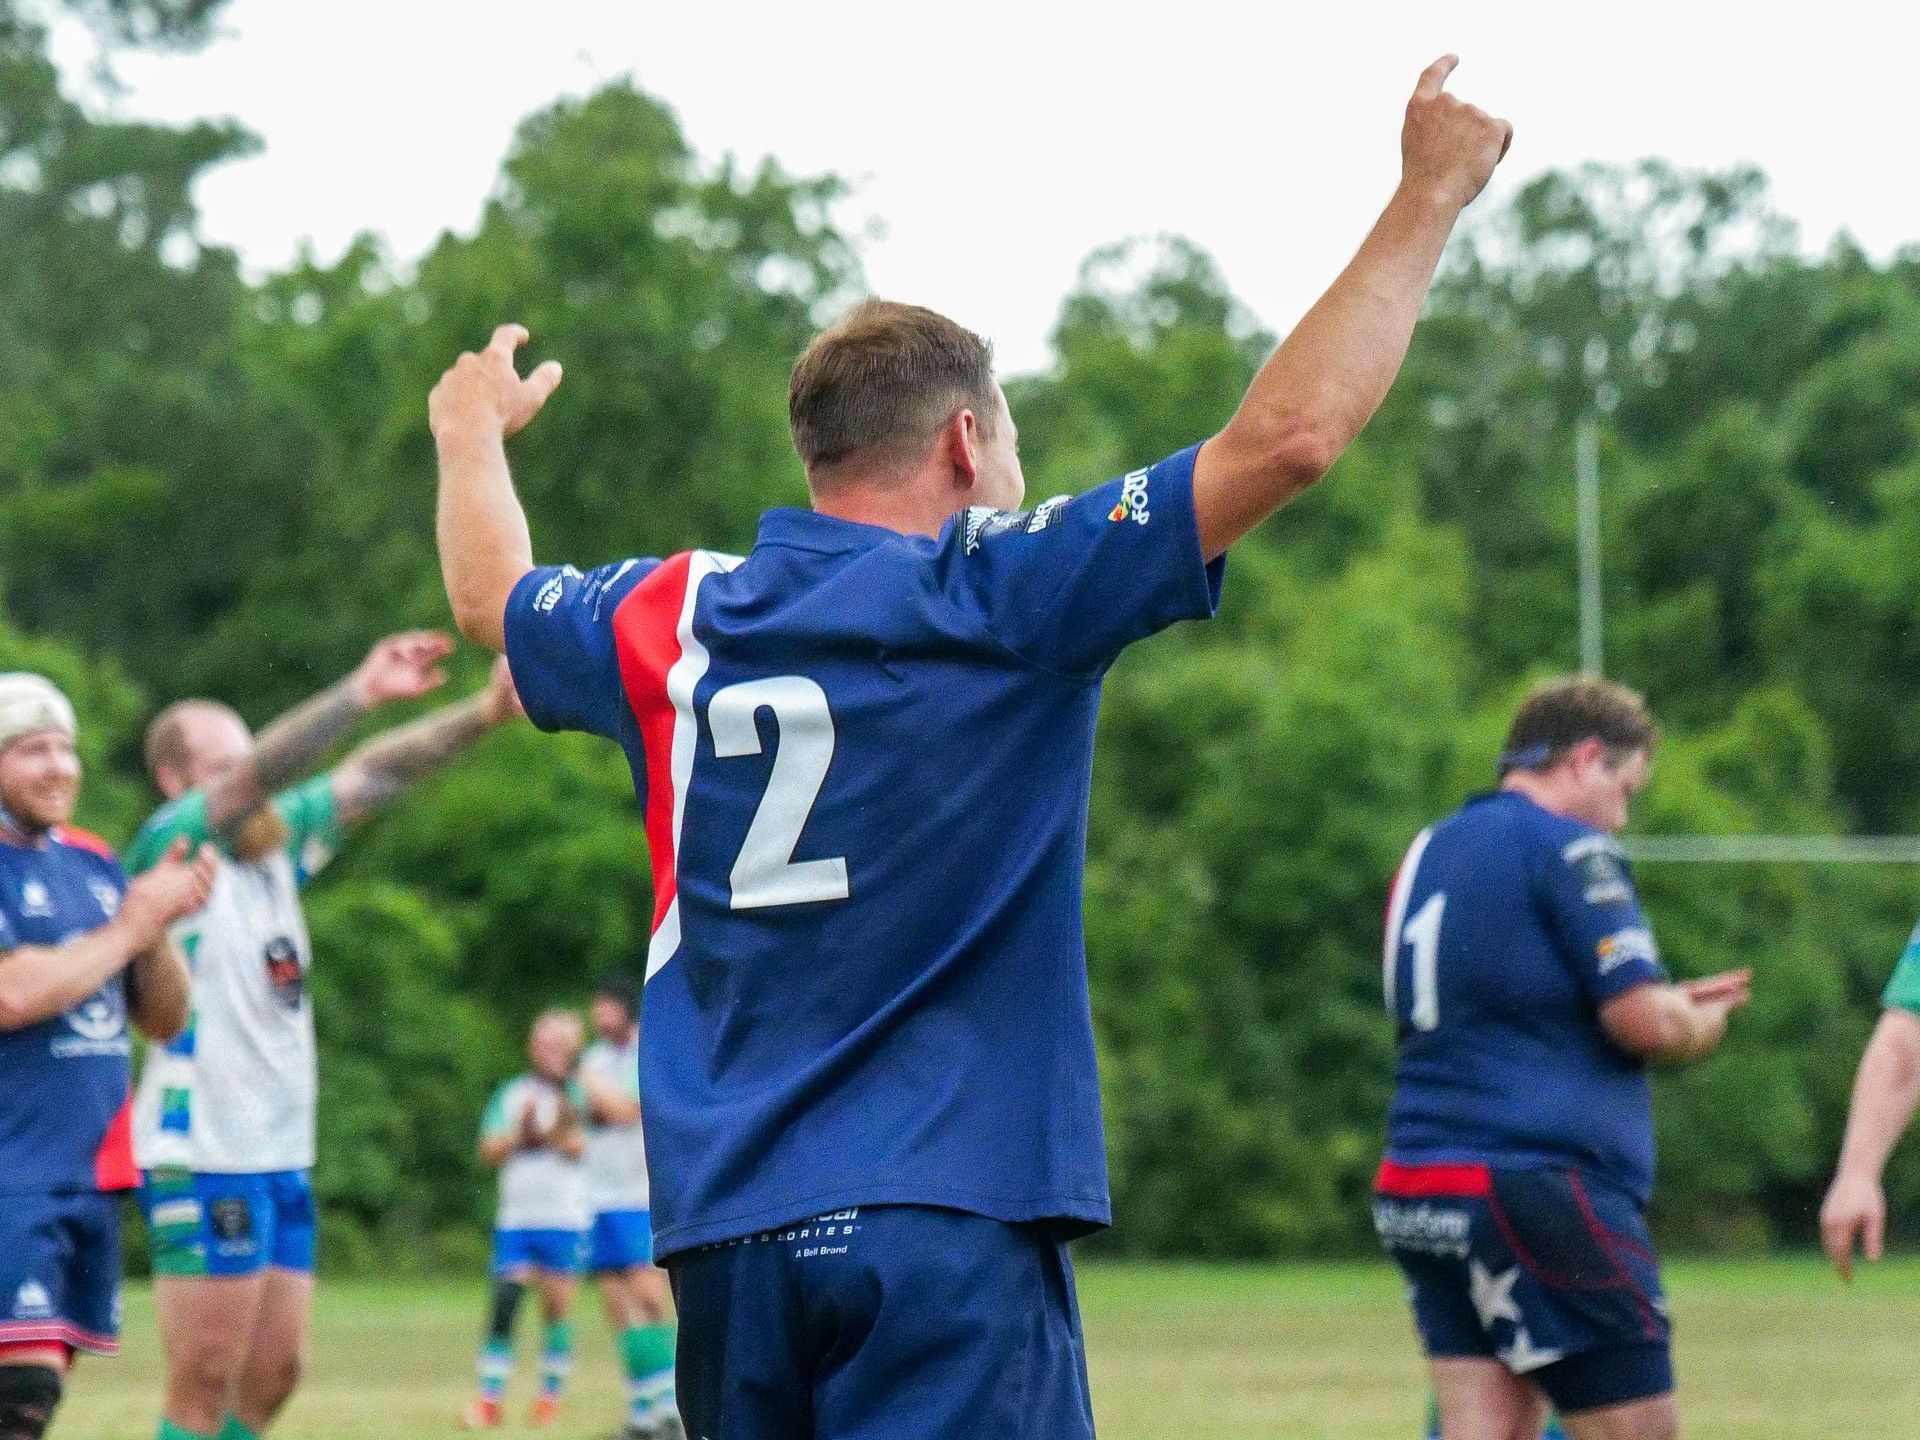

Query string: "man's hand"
[[478, 655, 525, 728], [1821, 1169, 1886, 1283], [350, 631, 455, 708], [1681, 968, 1754, 1011], [429, 325, 564, 445], [1400, 55, 1512, 213], [120, 838, 218, 948]]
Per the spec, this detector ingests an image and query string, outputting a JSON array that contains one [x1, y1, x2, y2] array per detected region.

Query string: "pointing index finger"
[[1415, 54, 1459, 99], [488, 323, 530, 356]]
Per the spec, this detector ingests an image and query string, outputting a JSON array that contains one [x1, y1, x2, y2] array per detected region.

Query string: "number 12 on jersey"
[[1384, 828, 1444, 1031]]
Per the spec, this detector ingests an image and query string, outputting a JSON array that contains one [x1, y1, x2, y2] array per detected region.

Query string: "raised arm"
[[430, 324, 564, 651], [328, 657, 521, 826], [1821, 1008, 1920, 1280], [127, 935, 192, 1042], [0, 840, 215, 1032], [1192, 55, 1512, 559], [199, 631, 456, 833]]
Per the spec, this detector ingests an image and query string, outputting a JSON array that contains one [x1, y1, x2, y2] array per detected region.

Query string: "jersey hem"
[[650, 1184, 1112, 1261]]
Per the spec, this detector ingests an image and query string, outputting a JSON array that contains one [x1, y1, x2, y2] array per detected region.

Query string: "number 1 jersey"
[[504, 446, 1224, 1258], [1382, 790, 1670, 1203]]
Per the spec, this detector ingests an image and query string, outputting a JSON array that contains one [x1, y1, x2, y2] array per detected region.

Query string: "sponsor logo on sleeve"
[[1026, 496, 1069, 533], [89, 878, 121, 918], [962, 506, 1037, 555], [19, 879, 53, 917], [1597, 927, 1660, 975], [1109, 467, 1151, 525], [532, 565, 583, 615], [1562, 834, 1633, 906]]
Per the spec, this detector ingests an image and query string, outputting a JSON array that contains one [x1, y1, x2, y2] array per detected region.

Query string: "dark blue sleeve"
[[933, 444, 1226, 677], [504, 559, 659, 739], [1536, 830, 1669, 1006]]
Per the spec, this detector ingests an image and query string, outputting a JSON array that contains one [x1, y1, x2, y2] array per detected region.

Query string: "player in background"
[[578, 974, 679, 1440], [1375, 678, 1751, 1440], [0, 673, 213, 1440], [465, 1009, 590, 1431], [1819, 926, 1920, 1280], [433, 54, 1510, 1440], [130, 642, 524, 1440]]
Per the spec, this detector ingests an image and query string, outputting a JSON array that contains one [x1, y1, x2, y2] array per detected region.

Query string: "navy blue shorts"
[[0, 1190, 122, 1355], [666, 1205, 1094, 1440], [1374, 1161, 1673, 1415]]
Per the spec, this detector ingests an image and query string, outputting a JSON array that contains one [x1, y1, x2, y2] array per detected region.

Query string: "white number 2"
[[708, 676, 850, 910], [1401, 892, 1446, 1032]]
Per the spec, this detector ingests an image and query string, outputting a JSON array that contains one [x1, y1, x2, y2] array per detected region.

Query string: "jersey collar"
[[754, 507, 921, 556]]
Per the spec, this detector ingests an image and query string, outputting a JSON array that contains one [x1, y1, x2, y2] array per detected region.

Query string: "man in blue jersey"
[[1376, 678, 1751, 1440], [0, 673, 214, 1439], [432, 55, 1511, 1439]]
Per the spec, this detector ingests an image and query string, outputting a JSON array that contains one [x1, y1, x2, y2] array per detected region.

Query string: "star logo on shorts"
[[1468, 1259, 1522, 1330], [1498, 1326, 1566, 1375]]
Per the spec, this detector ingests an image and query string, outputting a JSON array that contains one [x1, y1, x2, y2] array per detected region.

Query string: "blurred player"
[[0, 673, 213, 1439], [434, 53, 1510, 1440], [1819, 925, 1920, 1280], [465, 1009, 590, 1431], [130, 644, 523, 1440], [578, 974, 679, 1440], [1375, 678, 1751, 1440]]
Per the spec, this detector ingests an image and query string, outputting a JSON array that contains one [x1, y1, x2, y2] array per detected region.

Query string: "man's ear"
[[941, 409, 982, 495], [1568, 736, 1609, 773]]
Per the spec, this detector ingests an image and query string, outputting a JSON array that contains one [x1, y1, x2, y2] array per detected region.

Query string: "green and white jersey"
[[1885, 924, 1920, 1013], [580, 1033, 649, 1214], [483, 1074, 590, 1231], [130, 776, 342, 1174]]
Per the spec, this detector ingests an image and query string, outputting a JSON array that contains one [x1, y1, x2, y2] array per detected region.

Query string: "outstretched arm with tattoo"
[[199, 632, 457, 833], [329, 657, 523, 825]]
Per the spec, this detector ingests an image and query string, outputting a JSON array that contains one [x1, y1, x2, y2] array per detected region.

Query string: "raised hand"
[[1821, 1169, 1885, 1282], [352, 630, 455, 707], [121, 837, 218, 945], [1400, 55, 1512, 212], [429, 324, 564, 443]]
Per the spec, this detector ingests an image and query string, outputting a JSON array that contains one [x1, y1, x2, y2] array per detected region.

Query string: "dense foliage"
[[8, 2, 1920, 1261]]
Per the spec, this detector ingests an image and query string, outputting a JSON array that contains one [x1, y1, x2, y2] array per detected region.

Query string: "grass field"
[[60, 1257, 1920, 1438]]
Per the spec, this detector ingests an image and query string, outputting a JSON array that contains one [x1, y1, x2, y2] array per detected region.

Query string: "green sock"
[[622, 1324, 677, 1422], [217, 1419, 261, 1440], [157, 1422, 218, 1440], [540, 1320, 574, 1398]]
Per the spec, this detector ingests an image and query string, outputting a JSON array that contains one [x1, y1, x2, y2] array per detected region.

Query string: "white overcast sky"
[[82, 0, 1920, 373]]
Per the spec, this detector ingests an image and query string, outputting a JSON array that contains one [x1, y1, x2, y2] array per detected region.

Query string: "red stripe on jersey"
[[54, 826, 116, 861], [612, 552, 696, 933], [1374, 1159, 1492, 1198], [93, 1095, 137, 1192]]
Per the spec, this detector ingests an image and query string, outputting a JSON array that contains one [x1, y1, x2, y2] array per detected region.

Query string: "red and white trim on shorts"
[[0, 1320, 116, 1356], [612, 550, 744, 983]]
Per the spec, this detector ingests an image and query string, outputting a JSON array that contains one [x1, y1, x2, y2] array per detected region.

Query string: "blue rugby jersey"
[[0, 827, 135, 1194], [505, 446, 1224, 1257], [1382, 790, 1669, 1204]]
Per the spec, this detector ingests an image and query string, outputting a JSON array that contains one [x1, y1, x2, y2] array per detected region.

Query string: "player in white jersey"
[[465, 1010, 590, 1431], [579, 975, 679, 1440], [128, 638, 523, 1440]]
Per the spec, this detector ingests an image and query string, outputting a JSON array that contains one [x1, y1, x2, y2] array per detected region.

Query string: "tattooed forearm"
[[250, 676, 369, 796], [332, 695, 495, 821]]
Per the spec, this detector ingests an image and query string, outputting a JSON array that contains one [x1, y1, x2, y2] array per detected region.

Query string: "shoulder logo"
[[1110, 468, 1151, 525], [532, 565, 582, 615], [19, 879, 53, 917], [962, 506, 1035, 555], [11, 1280, 52, 1320], [89, 878, 120, 917]]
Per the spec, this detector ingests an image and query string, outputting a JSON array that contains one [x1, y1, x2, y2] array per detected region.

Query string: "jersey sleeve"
[[933, 445, 1226, 678], [1536, 831, 1669, 1006], [274, 774, 343, 887], [1882, 923, 1920, 1013], [126, 791, 217, 874], [504, 559, 661, 739]]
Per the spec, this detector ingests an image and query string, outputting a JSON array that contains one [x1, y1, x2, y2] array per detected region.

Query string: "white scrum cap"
[[0, 673, 77, 754]]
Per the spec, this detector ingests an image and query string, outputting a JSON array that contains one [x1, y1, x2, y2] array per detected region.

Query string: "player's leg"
[[809, 1207, 1093, 1440], [1431, 1359, 1551, 1440], [666, 1228, 812, 1440], [0, 1351, 65, 1440], [1554, 1393, 1676, 1440], [529, 1244, 583, 1428], [225, 1171, 319, 1436], [464, 1232, 533, 1429], [592, 1211, 677, 1438]]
